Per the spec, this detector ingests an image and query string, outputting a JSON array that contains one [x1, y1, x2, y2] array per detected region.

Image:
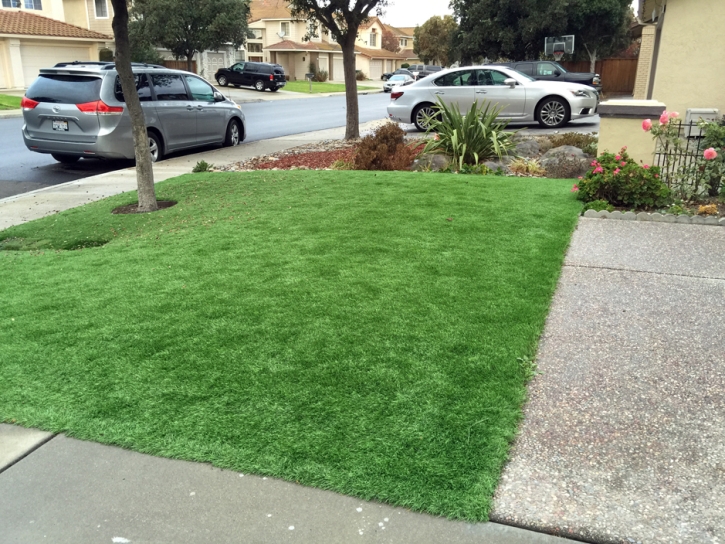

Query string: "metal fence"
[[653, 121, 708, 193]]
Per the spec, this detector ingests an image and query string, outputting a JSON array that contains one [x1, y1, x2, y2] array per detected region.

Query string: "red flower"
[[571, 184, 579, 192]]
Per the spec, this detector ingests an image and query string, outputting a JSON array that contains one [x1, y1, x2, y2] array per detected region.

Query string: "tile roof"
[[387, 26, 417, 37], [355, 45, 406, 60], [0, 10, 111, 40], [359, 16, 383, 30], [265, 39, 343, 52], [249, 0, 292, 22]]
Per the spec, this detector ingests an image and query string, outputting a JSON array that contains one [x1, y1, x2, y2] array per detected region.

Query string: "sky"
[[381, 0, 453, 28]]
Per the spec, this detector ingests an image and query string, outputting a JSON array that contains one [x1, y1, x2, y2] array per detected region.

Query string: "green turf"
[[0, 171, 580, 520], [0, 94, 21, 110], [283, 80, 376, 94]]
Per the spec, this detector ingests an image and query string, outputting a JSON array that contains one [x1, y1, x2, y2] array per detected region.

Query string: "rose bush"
[[576, 147, 671, 208]]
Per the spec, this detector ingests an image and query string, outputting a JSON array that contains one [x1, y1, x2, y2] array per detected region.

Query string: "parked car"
[[383, 74, 415, 93], [407, 64, 444, 80], [215, 62, 286, 92], [381, 68, 413, 81], [493, 61, 602, 92], [386, 65, 599, 131], [21, 61, 245, 163]]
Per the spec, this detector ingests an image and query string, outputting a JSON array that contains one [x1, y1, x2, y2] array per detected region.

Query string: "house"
[[633, 0, 725, 114], [248, 0, 415, 81], [0, 1, 113, 89], [382, 24, 420, 66]]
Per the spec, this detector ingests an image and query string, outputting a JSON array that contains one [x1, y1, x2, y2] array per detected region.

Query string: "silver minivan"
[[21, 62, 246, 163]]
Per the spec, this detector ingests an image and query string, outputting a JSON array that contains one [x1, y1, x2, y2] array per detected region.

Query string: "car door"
[[430, 69, 476, 112], [229, 63, 245, 85], [149, 73, 197, 150], [535, 62, 562, 83], [184, 75, 227, 144], [474, 69, 527, 119], [241, 63, 257, 87]]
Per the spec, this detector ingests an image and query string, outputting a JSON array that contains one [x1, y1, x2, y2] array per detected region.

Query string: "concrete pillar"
[[633, 26, 656, 100], [597, 100, 666, 165], [8, 39, 24, 89]]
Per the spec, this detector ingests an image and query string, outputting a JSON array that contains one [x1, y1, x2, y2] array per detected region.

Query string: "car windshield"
[[390, 75, 406, 81], [553, 62, 569, 73], [507, 69, 536, 82]]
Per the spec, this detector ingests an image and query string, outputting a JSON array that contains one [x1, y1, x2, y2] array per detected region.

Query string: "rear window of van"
[[26, 74, 102, 104]]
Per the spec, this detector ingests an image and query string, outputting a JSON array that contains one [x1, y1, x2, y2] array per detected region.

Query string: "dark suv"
[[493, 61, 602, 92], [215, 62, 286, 92], [407, 64, 443, 80]]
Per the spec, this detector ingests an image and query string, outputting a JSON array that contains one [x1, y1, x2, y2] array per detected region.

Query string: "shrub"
[[314, 70, 329, 82], [356, 71, 367, 81], [353, 124, 418, 171], [577, 148, 671, 209], [549, 132, 599, 154], [421, 98, 516, 171], [509, 158, 545, 177], [331, 159, 353, 170], [545, 157, 589, 179], [192, 160, 213, 173], [582, 199, 614, 213], [401, 63, 410, 69]]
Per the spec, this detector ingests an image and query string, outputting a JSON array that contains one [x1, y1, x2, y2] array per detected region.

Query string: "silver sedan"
[[383, 74, 414, 93], [386, 65, 598, 130]]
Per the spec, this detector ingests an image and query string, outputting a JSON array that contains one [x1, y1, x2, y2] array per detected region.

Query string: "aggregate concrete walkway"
[[491, 219, 725, 544]]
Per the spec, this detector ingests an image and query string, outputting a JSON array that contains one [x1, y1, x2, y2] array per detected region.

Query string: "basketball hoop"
[[553, 51, 565, 62]]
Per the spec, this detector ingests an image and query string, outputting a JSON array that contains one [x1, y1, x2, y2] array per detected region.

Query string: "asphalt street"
[[0, 93, 599, 199]]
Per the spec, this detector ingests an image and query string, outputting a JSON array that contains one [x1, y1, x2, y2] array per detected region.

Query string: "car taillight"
[[21, 96, 39, 110], [390, 91, 404, 100], [270, 74, 274, 81], [76, 100, 124, 115]]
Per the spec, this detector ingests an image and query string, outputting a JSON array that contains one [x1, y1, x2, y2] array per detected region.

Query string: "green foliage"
[[582, 199, 614, 213], [130, 0, 250, 67], [664, 201, 693, 216], [401, 63, 410, 68], [331, 159, 353, 170], [413, 15, 459, 66], [509, 158, 545, 177], [577, 148, 671, 209], [356, 70, 367, 81], [698, 118, 725, 196], [422, 98, 516, 171], [0, 94, 22, 110], [442, 163, 493, 175], [192, 160, 212, 173], [549, 133, 599, 153], [99, 48, 114, 62], [313, 70, 329, 82]]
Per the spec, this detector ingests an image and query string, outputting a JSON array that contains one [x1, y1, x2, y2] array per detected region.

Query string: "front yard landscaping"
[[0, 170, 581, 520], [0, 94, 21, 110], [283, 80, 376, 94]]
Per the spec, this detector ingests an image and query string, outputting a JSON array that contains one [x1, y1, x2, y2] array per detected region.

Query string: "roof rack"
[[52, 61, 166, 70]]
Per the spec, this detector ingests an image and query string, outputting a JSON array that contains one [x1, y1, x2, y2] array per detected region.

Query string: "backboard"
[[545, 35, 575, 56]]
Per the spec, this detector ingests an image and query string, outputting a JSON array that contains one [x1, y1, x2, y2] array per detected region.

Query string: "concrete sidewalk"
[[491, 219, 725, 544]]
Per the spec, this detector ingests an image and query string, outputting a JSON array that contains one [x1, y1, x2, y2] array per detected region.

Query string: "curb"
[[0, 110, 23, 119], [583, 208, 725, 226]]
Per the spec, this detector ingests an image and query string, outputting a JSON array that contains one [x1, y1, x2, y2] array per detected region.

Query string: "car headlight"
[[569, 89, 590, 98]]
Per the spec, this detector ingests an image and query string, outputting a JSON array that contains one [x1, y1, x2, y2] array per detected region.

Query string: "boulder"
[[541, 145, 591, 178], [514, 139, 540, 158], [411, 153, 451, 172]]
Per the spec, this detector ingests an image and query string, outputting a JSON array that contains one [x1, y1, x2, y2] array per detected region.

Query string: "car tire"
[[51, 154, 80, 164], [412, 103, 440, 132], [536, 97, 571, 129], [224, 119, 243, 147], [254, 80, 265, 92], [147, 131, 163, 163], [217, 75, 228, 87], [270, 87, 279, 92]]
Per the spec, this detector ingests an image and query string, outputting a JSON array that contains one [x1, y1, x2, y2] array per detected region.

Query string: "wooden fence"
[[560, 58, 638, 95], [162, 60, 197, 73]]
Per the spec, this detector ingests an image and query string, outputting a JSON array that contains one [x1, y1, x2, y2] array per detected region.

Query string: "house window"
[[369, 29, 377, 47], [247, 43, 262, 53], [280, 22, 290, 37], [400, 38, 408, 47], [249, 29, 263, 40], [2, 0, 21, 7], [6, 0, 42, 9], [94, 0, 108, 18]]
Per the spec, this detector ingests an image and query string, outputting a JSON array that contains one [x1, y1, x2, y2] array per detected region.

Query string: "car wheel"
[[217, 75, 228, 87], [413, 103, 440, 132], [254, 80, 265, 92], [270, 87, 279, 93], [148, 131, 163, 163], [224, 119, 242, 147], [51, 154, 80, 164], [536, 97, 570, 128]]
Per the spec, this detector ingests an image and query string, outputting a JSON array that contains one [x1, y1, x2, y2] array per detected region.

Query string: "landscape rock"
[[515, 139, 540, 158], [540, 145, 591, 178], [411, 153, 450, 172]]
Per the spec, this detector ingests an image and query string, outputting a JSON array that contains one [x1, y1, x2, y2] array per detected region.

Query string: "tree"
[[381, 26, 400, 53], [568, 0, 633, 72], [289, 0, 389, 140], [413, 15, 458, 66], [111, 0, 157, 212], [130, 0, 250, 72]]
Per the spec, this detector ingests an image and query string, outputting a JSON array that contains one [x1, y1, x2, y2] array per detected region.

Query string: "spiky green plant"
[[421, 98, 516, 171]]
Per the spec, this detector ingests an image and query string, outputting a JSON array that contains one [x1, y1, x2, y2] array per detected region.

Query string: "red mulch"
[[255, 149, 356, 170]]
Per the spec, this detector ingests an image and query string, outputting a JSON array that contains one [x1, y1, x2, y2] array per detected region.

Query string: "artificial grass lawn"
[[283, 80, 376, 94], [0, 171, 580, 520], [0, 94, 21, 110]]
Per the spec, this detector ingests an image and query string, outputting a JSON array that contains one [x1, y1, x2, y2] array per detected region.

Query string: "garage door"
[[333, 57, 344, 81], [20, 44, 90, 87], [369, 60, 383, 80], [207, 53, 225, 75]]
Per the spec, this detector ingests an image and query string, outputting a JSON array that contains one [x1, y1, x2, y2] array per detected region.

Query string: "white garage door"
[[207, 53, 225, 75], [20, 44, 90, 87], [333, 57, 344, 81], [369, 60, 383, 80]]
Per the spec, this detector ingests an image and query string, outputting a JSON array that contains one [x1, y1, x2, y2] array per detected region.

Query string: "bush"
[[192, 160, 213, 173], [421, 98, 516, 171], [549, 132, 599, 154], [353, 124, 419, 171], [582, 199, 614, 213], [331, 159, 353, 170], [576, 148, 671, 209], [356, 71, 367, 81], [314, 70, 329, 82], [509, 158, 545, 177]]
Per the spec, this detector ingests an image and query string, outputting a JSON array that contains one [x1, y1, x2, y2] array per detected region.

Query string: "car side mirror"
[[504, 78, 517, 88], [554, 70, 561, 76], [213, 91, 225, 102]]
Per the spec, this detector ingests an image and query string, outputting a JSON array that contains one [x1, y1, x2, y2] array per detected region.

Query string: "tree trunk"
[[341, 34, 359, 140], [111, 0, 157, 213], [186, 54, 194, 73], [583, 42, 598, 74]]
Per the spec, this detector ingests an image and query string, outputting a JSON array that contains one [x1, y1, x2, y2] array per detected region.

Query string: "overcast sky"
[[381, 0, 453, 28]]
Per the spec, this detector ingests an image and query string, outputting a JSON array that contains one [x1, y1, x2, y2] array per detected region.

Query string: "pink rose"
[[593, 166, 604, 174], [704, 147, 718, 160], [615, 155, 621, 160], [620, 161, 626, 167], [643, 164, 650, 169], [659, 112, 669, 125], [614, 168, 621, 175], [654, 174, 659, 178], [668, 111, 679, 119], [591, 160, 598, 167], [571, 184, 579, 192], [577, 176, 583, 180], [642, 119, 652, 131]]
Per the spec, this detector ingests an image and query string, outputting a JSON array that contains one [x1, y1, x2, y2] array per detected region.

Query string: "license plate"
[[278, 82, 285, 87], [52, 120, 68, 131]]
